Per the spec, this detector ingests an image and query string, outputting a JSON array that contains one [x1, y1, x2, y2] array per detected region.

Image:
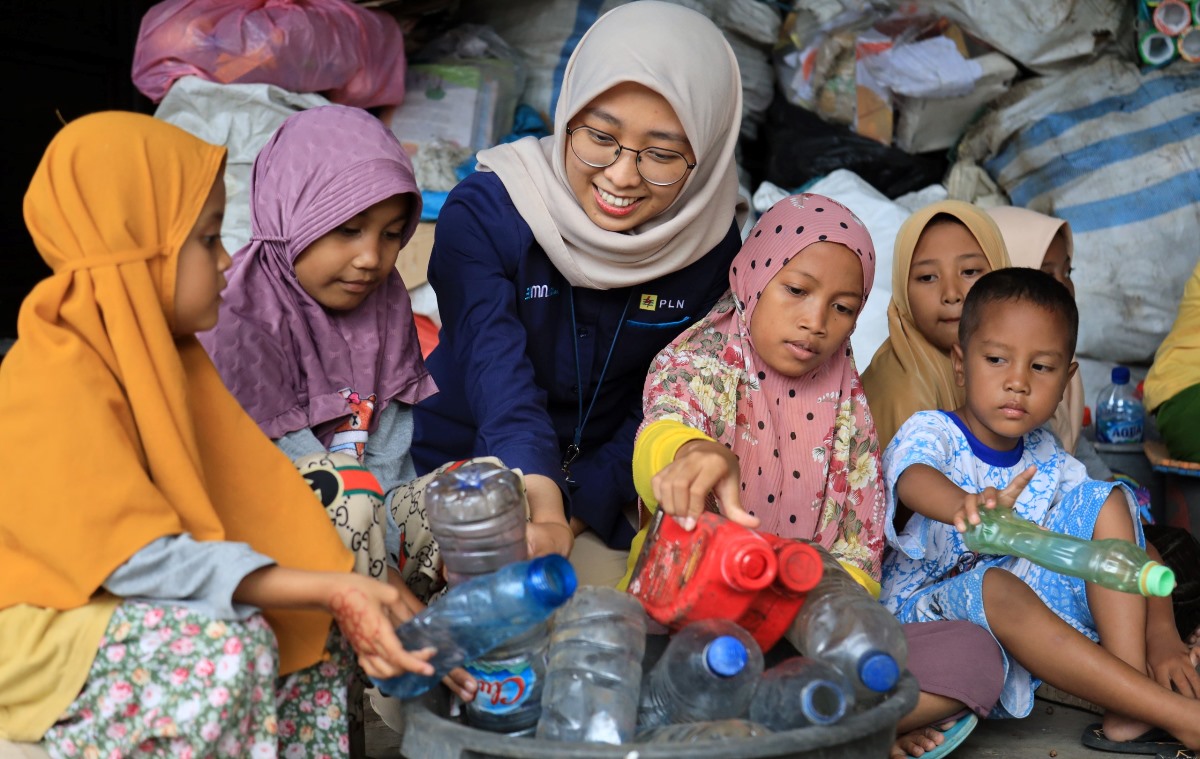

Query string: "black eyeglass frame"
[[564, 125, 697, 187]]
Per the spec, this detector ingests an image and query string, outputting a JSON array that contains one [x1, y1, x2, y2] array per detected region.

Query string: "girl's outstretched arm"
[[233, 566, 435, 680]]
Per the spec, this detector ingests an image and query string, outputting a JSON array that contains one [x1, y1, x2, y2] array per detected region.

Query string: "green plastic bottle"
[[962, 507, 1176, 597]]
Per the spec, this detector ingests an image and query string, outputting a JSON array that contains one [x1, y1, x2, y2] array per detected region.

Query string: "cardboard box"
[[396, 222, 435, 289]]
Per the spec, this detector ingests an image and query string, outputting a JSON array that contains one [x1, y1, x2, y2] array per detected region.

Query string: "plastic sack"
[[133, 0, 408, 108], [957, 56, 1200, 364], [909, 0, 1132, 74]]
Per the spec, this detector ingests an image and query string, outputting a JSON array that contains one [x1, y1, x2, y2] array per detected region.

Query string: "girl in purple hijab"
[[200, 105, 453, 606]]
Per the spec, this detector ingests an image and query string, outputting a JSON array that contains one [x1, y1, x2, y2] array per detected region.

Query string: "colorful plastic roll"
[[1179, 26, 1200, 61], [1154, 0, 1192, 35], [1140, 29, 1178, 65]]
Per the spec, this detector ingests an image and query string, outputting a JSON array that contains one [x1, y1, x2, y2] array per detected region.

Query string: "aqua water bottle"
[[371, 555, 577, 700], [1095, 366, 1144, 445], [963, 506, 1175, 597], [636, 619, 764, 729]]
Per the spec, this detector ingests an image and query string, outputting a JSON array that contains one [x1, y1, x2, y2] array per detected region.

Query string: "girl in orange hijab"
[[0, 112, 438, 756]]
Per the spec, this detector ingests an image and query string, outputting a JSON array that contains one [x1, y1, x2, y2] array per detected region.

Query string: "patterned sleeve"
[[882, 411, 960, 553], [825, 379, 888, 582], [640, 296, 744, 441]]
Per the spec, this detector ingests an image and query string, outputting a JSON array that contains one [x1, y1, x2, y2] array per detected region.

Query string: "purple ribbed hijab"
[[199, 105, 435, 443]]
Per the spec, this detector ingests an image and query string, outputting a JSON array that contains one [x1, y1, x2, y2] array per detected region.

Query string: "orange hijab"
[[861, 200, 1011, 447], [986, 205, 1084, 454], [0, 112, 351, 674]]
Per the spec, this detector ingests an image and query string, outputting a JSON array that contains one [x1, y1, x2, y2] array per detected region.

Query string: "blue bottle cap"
[[705, 635, 748, 677], [858, 651, 899, 692], [526, 554, 578, 607], [1111, 366, 1131, 385]]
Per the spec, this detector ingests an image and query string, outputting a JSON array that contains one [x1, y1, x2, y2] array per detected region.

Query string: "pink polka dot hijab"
[[199, 105, 435, 443], [642, 194, 887, 577]]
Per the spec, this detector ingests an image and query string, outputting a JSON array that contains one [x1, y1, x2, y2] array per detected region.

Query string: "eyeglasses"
[[565, 125, 696, 187]]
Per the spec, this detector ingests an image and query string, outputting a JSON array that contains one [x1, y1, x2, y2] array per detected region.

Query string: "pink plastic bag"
[[133, 0, 407, 108]]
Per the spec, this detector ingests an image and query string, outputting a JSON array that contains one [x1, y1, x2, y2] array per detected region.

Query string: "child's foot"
[[889, 725, 945, 759], [889, 716, 978, 759]]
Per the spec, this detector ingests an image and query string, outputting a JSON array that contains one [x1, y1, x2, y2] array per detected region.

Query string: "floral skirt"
[[41, 602, 354, 759]]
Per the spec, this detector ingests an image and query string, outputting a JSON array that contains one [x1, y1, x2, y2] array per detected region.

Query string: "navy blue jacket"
[[412, 171, 739, 549]]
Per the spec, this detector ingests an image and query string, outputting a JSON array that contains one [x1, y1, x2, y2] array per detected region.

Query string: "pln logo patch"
[[639, 293, 658, 310]]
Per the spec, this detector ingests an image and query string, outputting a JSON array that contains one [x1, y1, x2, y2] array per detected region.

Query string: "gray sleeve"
[[103, 535, 276, 620], [1074, 436, 1114, 481], [365, 402, 418, 567], [275, 426, 328, 461], [365, 402, 416, 495]]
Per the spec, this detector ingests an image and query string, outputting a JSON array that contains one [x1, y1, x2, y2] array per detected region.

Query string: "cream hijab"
[[986, 206, 1084, 453], [475, 0, 747, 290], [862, 200, 1011, 447]]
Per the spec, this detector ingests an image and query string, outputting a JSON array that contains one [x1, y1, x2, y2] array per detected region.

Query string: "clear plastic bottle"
[[748, 656, 852, 730], [635, 719, 773, 743], [784, 544, 907, 700], [370, 555, 577, 700], [426, 460, 528, 587], [535, 587, 648, 744], [637, 618, 764, 729], [963, 506, 1176, 597], [1095, 366, 1145, 445], [425, 460, 546, 734]]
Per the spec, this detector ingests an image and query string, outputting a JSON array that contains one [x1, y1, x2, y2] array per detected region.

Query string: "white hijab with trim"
[[475, 0, 747, 290]]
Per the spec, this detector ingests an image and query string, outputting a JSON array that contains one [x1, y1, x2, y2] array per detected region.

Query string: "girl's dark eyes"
[[833, 303, 857, 315], [784, 285, 805, 296], [384, 230, 404, 241], [963, 268, 984, 277], [914, 274, 936, 283], [337, 226, 360, 237], [985, 356, 1003, 365]]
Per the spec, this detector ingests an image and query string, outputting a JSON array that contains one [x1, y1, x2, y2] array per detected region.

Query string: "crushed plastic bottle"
[[536, 587, 647, 744], [785, 544, 907, 700]]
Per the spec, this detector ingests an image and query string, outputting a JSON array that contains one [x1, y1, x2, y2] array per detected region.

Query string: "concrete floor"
[[364, 694, 1124, 759]]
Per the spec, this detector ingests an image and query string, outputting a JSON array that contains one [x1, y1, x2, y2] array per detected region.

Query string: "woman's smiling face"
[[564, 82, 694, 233]]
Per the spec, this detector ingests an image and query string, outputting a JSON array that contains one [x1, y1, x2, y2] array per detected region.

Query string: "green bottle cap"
[[1139, 562, 1176, 597]]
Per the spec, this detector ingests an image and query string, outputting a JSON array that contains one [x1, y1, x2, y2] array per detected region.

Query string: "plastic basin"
[[400, 671, 918, 759]]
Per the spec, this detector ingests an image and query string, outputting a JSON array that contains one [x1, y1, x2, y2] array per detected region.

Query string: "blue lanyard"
[[561, 287, 634, 483]]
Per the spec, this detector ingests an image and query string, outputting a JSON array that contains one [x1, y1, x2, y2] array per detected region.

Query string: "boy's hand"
[[651, 439, 759, 530], [953, 465, 1037, 533]]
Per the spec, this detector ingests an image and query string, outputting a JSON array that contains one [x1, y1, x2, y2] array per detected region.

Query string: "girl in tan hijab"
[[986, 205, 1085, 455], [862, 201, 1011, 450]]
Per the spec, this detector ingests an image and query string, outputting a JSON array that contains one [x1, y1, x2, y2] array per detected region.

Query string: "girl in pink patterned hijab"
[[626, 193, 887, 586]]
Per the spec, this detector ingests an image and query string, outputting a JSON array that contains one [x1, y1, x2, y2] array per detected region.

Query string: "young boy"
[[878, 268, 1200, 753]]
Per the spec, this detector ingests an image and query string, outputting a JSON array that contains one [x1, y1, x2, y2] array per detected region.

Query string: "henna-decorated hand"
[[328, 573, 436, 680]]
